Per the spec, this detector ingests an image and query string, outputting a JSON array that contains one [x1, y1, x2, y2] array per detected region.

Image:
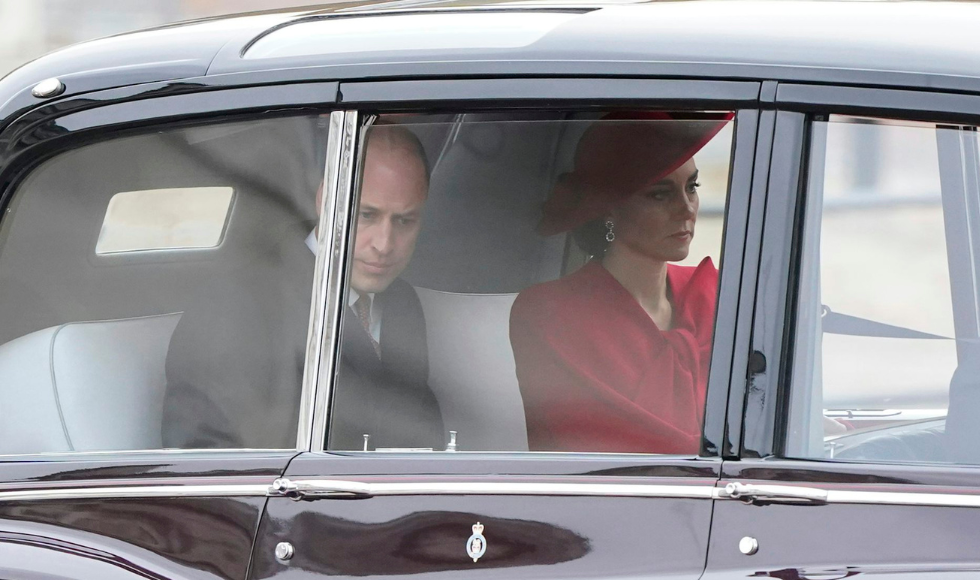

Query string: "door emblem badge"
[[466, 522, 487, 562]]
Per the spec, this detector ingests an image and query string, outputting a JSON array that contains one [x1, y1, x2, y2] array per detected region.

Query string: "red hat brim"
[[537, 112, 733, 236]]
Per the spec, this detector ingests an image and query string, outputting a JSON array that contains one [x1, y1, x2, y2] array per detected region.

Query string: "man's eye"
[[359, 211, 376, 220], [397, 217, 417, 226]]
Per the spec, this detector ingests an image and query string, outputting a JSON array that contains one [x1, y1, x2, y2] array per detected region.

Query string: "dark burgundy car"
[[2, 1, 980, 578]]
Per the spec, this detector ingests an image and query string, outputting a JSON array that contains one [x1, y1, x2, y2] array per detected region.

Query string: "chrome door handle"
[[718, 482, 828, 504], [270, 478, 373, 500]]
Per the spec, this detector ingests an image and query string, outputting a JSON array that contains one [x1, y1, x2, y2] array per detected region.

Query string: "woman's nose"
[[676, 196, 696, 218]]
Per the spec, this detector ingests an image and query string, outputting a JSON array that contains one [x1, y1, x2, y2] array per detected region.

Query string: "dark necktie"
[[355, 294, 381, 358]]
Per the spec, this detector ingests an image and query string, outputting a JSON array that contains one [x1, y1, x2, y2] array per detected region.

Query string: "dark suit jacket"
[[330, 279, 444, 450], [162, 228, 443, 450]]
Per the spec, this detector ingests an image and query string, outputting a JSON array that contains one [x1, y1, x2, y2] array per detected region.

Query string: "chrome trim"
[[270, 477, 717, 500], [10, 477, 980, 508], [827, 489, 980, 509], [718, 481, 980, 509], [305, 110, 362, 451], [296, 113, 334, 451], [32, 78, 66, 99], [0, 448, 295, 459], [718, 481, 828, 504], [297, 111, 348, 451], [738, 536, 759, 556], [0, 483, 271, 503]]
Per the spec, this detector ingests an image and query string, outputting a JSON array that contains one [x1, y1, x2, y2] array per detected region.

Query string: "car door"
[[0, 82, 339, 579], [704, 85, 980, 578], [248, 78, 762, 578]]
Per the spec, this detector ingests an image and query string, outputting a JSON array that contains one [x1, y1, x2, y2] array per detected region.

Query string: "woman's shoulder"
[[667, 257, 718, 296], [667, 257, 719, 329]]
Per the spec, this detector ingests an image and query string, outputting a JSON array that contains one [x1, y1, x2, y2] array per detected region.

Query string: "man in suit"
[[162, 123, 443, 451], [328, 125, 443, 450]]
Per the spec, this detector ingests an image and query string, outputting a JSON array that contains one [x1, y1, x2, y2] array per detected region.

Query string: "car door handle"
[[270, 478, 373, 500], [718, 482, 829, 505]]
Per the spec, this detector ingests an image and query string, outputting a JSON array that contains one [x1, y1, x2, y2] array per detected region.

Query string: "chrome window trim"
[[8, 476, 980, 507], [303, 109, 361, 452], [0, 448, 296, 459], [272, 478, 718, 500], [718, 481, 980, 509], [0, 483, 272, 503], [826, 489, 980, 508]]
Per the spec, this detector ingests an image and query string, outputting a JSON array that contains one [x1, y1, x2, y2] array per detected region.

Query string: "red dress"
[[509, 257, 718, 454]]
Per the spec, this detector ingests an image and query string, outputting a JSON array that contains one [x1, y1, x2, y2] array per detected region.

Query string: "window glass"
[[327, 112, 734, 454], [788, 115, 980, 464], [0, 115, 329, 454], [96, 186, 234, 254]]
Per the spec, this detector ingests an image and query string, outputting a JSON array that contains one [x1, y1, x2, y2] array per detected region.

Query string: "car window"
[[326, 111, 735, 454], [786, 115, 980, 464], [95, 186, 234, 254], [0, 115, 329, 454]]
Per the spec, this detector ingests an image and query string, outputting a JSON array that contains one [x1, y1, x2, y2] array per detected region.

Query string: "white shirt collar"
[[305, 229, 317, 254]]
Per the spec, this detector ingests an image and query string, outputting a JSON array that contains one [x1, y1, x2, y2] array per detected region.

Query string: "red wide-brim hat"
[[537, 111, 734, 236]]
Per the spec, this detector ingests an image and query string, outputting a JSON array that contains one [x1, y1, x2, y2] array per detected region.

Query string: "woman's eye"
[[687, 181, 701, 194]]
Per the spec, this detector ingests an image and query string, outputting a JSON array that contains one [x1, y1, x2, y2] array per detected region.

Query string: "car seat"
[[0, 312, 181, 454], [415, 288, 528, 451]]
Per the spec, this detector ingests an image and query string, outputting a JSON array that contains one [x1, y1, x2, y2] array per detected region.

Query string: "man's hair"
[[364, 122, 431, 183]]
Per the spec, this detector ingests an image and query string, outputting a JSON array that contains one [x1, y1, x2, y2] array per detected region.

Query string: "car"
[[2, 1, 980, 578]]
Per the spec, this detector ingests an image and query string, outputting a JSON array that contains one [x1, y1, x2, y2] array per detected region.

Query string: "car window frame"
[[0, 82, 340, 467], [736, 81, 980, 484], [308, 77, 764, 474]]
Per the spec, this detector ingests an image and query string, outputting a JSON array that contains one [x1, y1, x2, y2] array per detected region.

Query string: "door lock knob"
[[739, 536, 759, 555]]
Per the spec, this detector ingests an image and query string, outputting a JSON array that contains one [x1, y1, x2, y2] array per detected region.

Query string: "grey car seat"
[[0, 312, 181, 454], [415, 288, 528, 451]]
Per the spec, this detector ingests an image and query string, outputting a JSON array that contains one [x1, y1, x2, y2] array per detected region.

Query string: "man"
[[163, 123, 443, 451], [327, 125, 443, 450]]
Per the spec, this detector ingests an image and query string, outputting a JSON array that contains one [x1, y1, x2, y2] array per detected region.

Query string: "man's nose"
[[370, 220, 395, 255]]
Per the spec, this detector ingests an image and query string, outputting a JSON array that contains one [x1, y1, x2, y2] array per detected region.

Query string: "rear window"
[[96, 187, 234, 254], [0, 115, 329, 455]]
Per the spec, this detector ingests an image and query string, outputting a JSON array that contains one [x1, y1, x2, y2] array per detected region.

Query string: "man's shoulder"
[[382, 278, 423, 307]]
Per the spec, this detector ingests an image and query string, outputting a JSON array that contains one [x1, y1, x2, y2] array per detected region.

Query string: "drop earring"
[[605, 219, 615, 243]]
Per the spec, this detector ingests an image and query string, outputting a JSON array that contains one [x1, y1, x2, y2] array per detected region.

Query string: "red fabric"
[[537, 113, 734, 236], [510, 257, 718, 454]]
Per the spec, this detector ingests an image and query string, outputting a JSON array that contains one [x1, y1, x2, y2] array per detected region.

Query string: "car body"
[[2, 1, 980, 578]]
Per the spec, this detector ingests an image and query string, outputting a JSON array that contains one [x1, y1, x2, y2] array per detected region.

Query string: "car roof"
[[3, 0, 980, 120]]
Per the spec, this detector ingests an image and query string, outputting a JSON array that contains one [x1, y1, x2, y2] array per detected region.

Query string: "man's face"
[[350, 141, 428, 294]]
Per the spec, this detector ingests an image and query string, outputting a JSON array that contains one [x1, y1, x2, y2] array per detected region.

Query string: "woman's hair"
[[572, 218, 609, 257]]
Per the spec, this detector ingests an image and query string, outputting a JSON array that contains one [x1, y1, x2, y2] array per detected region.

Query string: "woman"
[[509, 112, 730, 454]]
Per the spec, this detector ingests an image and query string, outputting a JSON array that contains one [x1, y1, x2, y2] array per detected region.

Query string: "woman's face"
[[609, 158, 699, 262]]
